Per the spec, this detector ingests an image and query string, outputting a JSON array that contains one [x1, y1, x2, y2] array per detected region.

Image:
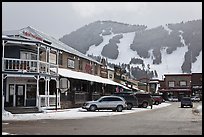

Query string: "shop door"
[[16, 85, 25, 106]]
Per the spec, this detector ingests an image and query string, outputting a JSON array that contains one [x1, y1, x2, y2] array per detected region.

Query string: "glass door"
[[15, 85, 25, 106]]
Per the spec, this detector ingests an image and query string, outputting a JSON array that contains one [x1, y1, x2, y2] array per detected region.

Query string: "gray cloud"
[[2, 2, 202, 39]]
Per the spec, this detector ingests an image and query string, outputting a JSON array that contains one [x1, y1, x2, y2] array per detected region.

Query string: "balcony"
[[3, 58, 58, 76]]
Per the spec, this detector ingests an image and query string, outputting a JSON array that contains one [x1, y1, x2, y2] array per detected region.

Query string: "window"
[[168, 81, 175, 87], [180, 81, 187, 86], [20, 51, 37, 60], [109, 74, 113, 79], [68, 59, 75, 69], [78, 59, 82, 70], [58, 53, 63, 65], [49, 52, 56, 64], [26, 84, 37, 99]]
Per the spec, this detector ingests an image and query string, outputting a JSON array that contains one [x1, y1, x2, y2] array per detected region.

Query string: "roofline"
[[2, 36, 62, 51], [164, 73, 192, 76]]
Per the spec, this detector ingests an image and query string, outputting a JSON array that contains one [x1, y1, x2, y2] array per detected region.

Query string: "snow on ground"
[[107, 32, 136, 65], [86, 30, 201, 80], [86, 31, 115, 57], [2, 103, 171, 121], [191, 50, 202, 73], [163, 24, 172, 35]]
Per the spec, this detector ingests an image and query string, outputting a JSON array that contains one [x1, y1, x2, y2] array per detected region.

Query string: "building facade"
[[158, 74, 192, 101], [191, 73, 202, 100], [2, 26, 127, 111]]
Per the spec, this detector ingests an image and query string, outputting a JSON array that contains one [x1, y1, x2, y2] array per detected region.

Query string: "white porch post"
[[47, 78, 50, 107], [56, 50, 60, 108], [2, 40, 5, 112], [36, 76, 40, 109], [36, 44, 40, 110], [45, 78, 48, 108], [45, 47, 48, 74], [37, 44, 40, 73]]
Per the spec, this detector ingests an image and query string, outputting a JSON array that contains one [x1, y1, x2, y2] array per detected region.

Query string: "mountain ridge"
[[59, 19, 202, 79]]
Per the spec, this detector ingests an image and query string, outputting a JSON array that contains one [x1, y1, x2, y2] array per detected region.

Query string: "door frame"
[[15, 84, 26, 107]]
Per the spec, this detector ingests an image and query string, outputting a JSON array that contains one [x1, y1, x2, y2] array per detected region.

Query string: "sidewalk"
[[2, 103, 171, 121]]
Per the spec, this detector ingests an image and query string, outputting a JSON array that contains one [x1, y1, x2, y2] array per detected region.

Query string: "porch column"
[[2, 40, 5, 112], [56, 50, 60, 108], [37, 44, 40, 73], [36, 75, 40, 109], [47, 78, 50, 107], [45, 78, 48, 107], [45, 47, 48, 74], [48, 47, 50, 74]]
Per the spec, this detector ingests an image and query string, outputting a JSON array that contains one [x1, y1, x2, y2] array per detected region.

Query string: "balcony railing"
[[3, 58, 58, 76]]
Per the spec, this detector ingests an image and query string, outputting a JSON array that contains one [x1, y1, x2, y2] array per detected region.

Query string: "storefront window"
[[27, 84, 37, 99], [168, 81, 175, 87], [180, 81, 187, 86]]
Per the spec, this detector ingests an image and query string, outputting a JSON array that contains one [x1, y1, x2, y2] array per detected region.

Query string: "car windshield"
[[182, 98, 191, 101]]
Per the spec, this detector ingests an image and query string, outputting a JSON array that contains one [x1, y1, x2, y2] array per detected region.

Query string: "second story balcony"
[[3, 58, 58, 76]]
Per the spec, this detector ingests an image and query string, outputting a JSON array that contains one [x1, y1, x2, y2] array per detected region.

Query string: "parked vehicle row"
[[112, 92, 138, 110], [82, 91, 164, 112]]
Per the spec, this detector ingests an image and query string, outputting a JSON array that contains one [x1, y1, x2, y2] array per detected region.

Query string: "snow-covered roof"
[[51, 68, 130, 90]]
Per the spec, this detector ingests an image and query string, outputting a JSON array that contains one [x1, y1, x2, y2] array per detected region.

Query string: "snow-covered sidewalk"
[[2, 103, 171, 121]]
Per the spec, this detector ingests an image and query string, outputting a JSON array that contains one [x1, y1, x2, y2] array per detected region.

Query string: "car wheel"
[[89, 105, 97, 111], [181, 105, 183, 108], [116, 105, 123, 112], [142, 102, 148, 108], [127, 103, 133, 110], [155, 101, 159, 105]]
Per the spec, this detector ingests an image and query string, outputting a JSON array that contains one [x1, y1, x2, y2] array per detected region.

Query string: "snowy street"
[[2, 102, 202, 135], [2, 103, 171, 121]]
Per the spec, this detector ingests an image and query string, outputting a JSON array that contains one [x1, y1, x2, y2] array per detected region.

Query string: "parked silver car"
[[82, 96, 127, 112], [168, 96, 178, 102], [191, 96, 200, 102]]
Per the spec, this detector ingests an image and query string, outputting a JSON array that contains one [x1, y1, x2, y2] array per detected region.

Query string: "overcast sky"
[[2, 2, 202, 39]]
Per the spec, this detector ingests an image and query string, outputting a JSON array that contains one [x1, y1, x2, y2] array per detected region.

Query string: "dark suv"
[[113, 92, 138, 110], [181, 97, 193, 108], [134, 92, 153, 109]]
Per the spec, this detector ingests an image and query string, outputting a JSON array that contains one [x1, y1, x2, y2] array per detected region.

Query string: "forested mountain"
[[59, 19, 202, 79]]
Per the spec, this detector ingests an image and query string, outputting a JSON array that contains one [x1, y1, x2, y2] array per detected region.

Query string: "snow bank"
[[2, 103, 171, 121]]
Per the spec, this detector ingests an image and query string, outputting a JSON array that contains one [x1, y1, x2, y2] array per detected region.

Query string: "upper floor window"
[[20, 51, 37, 60], [78, 59, 82, 70], [58, 53, 63, 65], [68, 58, 75, 69], [109, 74, 113, 79], [168, 81, 175, 87], [49, 52, 57, 64], [180, 81, 187, 86]]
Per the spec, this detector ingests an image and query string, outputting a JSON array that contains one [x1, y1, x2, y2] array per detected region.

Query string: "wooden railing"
[[38, 94, 61, 110], [3, 58, 58, 75]]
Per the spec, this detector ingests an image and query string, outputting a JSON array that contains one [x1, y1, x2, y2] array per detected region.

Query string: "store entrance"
[[15, 85, 25, 107]]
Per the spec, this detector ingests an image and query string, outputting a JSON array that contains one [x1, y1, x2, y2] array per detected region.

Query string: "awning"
[[159, 89, 191, 92], [51, 68, 130, 90]]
